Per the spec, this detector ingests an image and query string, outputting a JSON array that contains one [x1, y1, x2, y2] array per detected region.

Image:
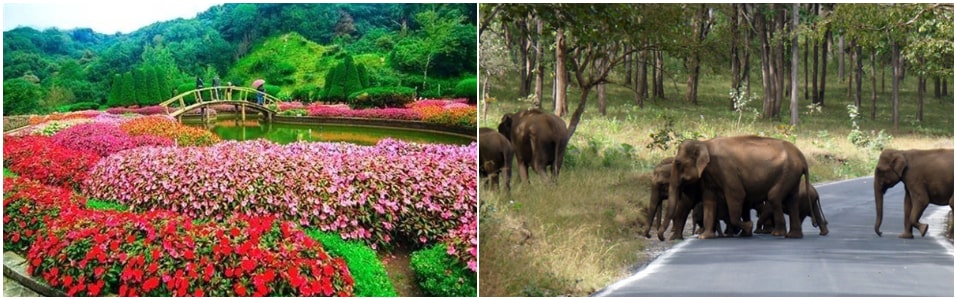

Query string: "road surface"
[[594, 177, 954, 297]]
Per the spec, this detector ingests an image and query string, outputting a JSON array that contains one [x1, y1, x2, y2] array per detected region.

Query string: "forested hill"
[[3, 3, 477, 115]]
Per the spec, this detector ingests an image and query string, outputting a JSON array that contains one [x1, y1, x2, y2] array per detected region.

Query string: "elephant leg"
[[489, 173, 499, 191], [909, 194, 931, 237], [668, 198, 693, 241], [698, 191, 720, 239], [899, 193, 915, 239], [722, 195, 752, 238], [755, 203, 773, 234], [516, 159, 530, 184], [766, 185, 789, 237], [785, 192, 804, 239], [502, 166, 511, 193]]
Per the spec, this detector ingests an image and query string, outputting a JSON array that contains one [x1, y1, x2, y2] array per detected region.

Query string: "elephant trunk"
[[874, 181, 885, 237], [644, 185, 661, 238]]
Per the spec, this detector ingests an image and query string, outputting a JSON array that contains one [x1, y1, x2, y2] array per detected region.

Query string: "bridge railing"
[[159, 86, 283, 116]]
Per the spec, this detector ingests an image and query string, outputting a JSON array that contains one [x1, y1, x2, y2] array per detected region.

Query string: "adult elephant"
[[755, 181, 829, 236], [498, 108, 568, 184], [874, 148, 954, 238], [659, 135, 811, 240], [645, 157, 717, 240], [479, 127, 513, 192]]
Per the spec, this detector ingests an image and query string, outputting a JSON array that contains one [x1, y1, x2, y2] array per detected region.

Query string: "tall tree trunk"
[[651, 49, 659, 100], [730, 3, 741, 110], [917, 59, 924, 122], [855, 45, 863, 109], [838, 35, 845, 82], [757, 6, 773, 119], [790, 3, 799, 126], [686, 4, 707, 105], [934, 76, 941, 98], [818, 28, 830, 106], [517, 17, 531, 98], [891, 41, 900, 130], [940, 77, 947, 97], [598, 83, 607, 115], [624, 45, 632, 85], [847, 39, 854, 99], [804, 36, 809, 101], [870, 49, 877, 120], [773, 4, 785, 118], [655, 50, 665, 99], [636, 46, 648, 108], [533, 17, 544, 109], [812, 39, 819, 105], [744, 25, 751, 97], [554, 27, 567, 117]]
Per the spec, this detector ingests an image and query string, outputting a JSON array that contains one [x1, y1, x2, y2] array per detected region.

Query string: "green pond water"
[[185, 118, 474, 145]]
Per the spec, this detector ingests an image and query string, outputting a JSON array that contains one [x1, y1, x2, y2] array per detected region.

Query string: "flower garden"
[[3, 100, 478, 297]]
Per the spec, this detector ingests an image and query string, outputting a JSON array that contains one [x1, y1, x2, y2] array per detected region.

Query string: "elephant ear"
[[498, 114, 513, 141], [889, 151, 907, 178], [695, 143, 710, 179]]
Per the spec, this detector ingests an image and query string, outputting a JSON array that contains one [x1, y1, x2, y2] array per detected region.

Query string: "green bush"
[[57, 101, 100, 112], [347, 86, 415, 109], [86, 199, 129, 211], [410, 244, 477, 297], [305, 230, 397, 297], [453, 77, 477, 104], [400, 74, 460, 99], [292, 84, 320, 102]]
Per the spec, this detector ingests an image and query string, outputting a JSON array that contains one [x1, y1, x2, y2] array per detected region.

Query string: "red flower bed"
[[3, 135, 99, 189], [27, 210, 355, 296], [2, 177, 87, 253]]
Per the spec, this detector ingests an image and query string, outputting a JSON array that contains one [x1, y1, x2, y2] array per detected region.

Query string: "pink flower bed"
[[83, 139, 477, 254], [306, 106, 421, 120], [51, 123, 174, 157], [106, 106, 168, 116]]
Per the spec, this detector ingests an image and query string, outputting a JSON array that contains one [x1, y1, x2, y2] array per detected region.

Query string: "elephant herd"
[[479, 109, 954, 241]]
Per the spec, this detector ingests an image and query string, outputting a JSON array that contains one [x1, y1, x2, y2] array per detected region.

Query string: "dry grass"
[[479, 70, 953, 296]]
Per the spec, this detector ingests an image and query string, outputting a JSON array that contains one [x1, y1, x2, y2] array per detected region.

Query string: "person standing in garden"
[[226, 81, 234, 101], [256, 83, 265, 105], [212, 76, 221, 100], [195, 76, 204, 102]]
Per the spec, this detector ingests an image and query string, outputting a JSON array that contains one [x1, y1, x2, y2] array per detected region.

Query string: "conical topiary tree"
[[323, 55, 365, 103], [107, 74, 123, 107]]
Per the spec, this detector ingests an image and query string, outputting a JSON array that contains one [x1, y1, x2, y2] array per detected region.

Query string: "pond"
[[185, 118, 474, 145]]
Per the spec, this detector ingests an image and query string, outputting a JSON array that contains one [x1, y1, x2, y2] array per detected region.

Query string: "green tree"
[[120, 72, 136, 106], [107, 74, 122, 107], [323, 55, 365, 102], [3, 78, 43, 115]]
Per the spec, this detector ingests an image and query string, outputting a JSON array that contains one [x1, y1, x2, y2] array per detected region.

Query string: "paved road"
[[594, 177, 954, 297]]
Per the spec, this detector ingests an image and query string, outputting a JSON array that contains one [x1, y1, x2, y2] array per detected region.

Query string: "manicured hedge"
[[453, 77, 477, 104], [347, 86, 415, 109], [410, 243, 477, 297], [306, 229, 397, 297], [57, 102, 101, 113]]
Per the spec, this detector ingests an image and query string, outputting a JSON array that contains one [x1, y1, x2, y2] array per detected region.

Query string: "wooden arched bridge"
[[159, 86, 282, 121]]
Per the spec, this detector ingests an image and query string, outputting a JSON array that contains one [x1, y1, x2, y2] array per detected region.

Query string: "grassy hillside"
[[478, 68, 954, 296], [227, 32, 387, 96]]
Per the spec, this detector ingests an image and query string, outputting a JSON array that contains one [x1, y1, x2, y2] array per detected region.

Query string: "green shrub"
[[292, 84, 320, 102], [453, 77, 477, 104], [3, 78, 43, 116], [4, 168, 17, 178], [410, 244, 477, 297], [279, 109, 309, 116], [57, 102, 100, 112], [86, 198, 129, 211], [348, 86, 415, 109], [305, 230, 398, 297]]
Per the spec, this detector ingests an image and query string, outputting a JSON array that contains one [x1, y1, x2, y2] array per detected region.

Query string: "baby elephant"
[[755, 182, 829, 236], [480, 127, 513, 192]]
